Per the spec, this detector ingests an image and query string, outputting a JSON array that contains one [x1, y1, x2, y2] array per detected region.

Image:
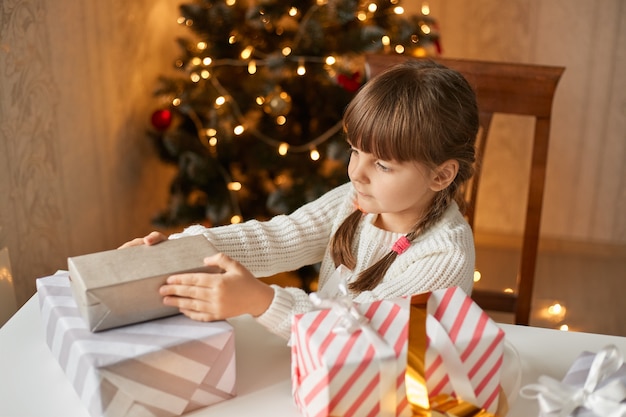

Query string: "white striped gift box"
[[37, 273, 236, 417], [291, 298, 412, 417], [423, 286, 506, 414]]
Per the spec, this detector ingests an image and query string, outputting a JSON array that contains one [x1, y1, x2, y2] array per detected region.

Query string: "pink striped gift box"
[[422, 286, 506, 414], [291, 298, 412, 417], [36, 273, 236, 417]]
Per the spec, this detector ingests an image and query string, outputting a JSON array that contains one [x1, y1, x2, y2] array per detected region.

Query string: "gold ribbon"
[[406, 293, 506, 417]]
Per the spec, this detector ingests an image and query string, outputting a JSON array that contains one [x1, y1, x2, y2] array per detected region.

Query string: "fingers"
[[118, 231, 167, 249], [143, 231, 167, 245], [117, 237, 145, 249]]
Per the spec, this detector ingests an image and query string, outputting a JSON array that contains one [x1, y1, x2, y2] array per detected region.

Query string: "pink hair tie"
[[392, 236, 411, 255]]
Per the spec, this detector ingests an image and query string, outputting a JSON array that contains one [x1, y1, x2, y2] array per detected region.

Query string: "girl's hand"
[[118, 231, 167, 249], [159, 253, 275, 321]]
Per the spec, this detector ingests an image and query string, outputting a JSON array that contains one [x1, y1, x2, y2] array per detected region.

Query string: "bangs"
[[343, 75, 428, 164]]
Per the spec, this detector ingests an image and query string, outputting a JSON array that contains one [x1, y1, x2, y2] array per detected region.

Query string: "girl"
[[122, 59, 479, 340]]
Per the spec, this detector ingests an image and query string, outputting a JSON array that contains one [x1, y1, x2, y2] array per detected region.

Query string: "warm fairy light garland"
[[172, 0, 436, 160], [158, 0, 438, 224]]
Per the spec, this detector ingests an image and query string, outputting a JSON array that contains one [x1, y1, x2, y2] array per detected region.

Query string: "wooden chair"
[[365, 53, 564, 325]]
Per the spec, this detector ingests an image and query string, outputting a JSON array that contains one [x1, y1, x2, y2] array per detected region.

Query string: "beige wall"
[[1, 0, 624, 307], [0, 0, 179, 306]]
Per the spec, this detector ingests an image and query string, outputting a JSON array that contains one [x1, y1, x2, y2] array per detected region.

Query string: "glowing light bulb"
[[547, 303, 564, 316], [191, 57, 202, 66], [172, 98, 181, 106], [197, 42, 207, 50], [310, 149, 320, 161], [395, 45, 405, 54], [393, 6, 404, 15], [177, 16, 186, 24], [368, 3, 377, 12], [203, 57, 212, 66], [205, 128, 217, 137], [559, 324, 569, 331], [473, 270, 481, 283], [503, 288, 514, 293], [255, 96, 265, 105], [382, 36, 391, 46], [278, 142, 289, 155], [190, 73, 200, 82], [248, 60, 257, 74], [420, 24, 431, 34], [240, 45, 254, 59], [288, 7, 298, 16], [421, 2, 430, 15], [297, 61, 306, 75], [201, 69, 210, 79], [227, 182, 242, 191], [230, 215, 242, 224], [225, 0, 236, 5], [276, 115, 286, 125], [208, 137, 218, 146], [215, 96, 226, 106], [233, 125, 244, 135], [325, 56, 336, 65], [357, 11, 367, 21], [282, 47, 292, 56]]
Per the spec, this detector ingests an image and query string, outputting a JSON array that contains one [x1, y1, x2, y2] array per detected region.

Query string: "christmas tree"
[[149, 0, 440, 228]]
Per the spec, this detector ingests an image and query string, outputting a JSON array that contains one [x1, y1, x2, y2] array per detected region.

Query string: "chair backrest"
[[364, 53, 564, 325]]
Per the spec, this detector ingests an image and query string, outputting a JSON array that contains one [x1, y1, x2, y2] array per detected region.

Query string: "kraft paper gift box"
[[521, 345, 626, 416], [37, 273, 236, 417], [68, 234, 218, 331], [291, 289, 412, 417], [406, 287, 508, 416]]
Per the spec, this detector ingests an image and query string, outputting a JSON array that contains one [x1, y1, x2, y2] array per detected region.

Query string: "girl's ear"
[[430, 159, 459, 191]]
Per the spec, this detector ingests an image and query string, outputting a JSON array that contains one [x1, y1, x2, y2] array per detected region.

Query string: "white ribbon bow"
[[520, 344, 626, 417], [309, 265, 398, 417]]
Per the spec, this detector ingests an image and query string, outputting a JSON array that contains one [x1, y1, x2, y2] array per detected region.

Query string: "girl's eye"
[[376, 161, 390, 172]]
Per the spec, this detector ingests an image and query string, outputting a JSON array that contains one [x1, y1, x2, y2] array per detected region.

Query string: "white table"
[[1, 294, 625, 417]]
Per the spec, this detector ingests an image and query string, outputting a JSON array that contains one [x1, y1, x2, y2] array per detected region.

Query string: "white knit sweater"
[[171, 181, 475, 340]]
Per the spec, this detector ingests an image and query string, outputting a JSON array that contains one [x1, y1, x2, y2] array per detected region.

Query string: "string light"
[[297, 60, 306, 75], [278, 142, 289, 156], [230, 215, 242, 224], [473, 270, 481, 283], [422, 2, 431, 15], [227, 182, 242, 191], [215, 96, 226, 106], [503, 288, 514, 293], [203, 57, 212, 66], [393, 6, 404, 15], [240, 45, 254, 59], [248, 60, 257, 74], [233, 125, 244, 135], [276, 115, 287, 125], [172, 98, 181, 106], [197, 42, 207, 50], [310, 148, 320, 161], [367, 3, 377, 13]]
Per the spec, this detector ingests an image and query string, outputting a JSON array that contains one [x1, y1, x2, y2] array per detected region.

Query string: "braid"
[[329, 210, 363, 270], [347, 188, 454, 293]]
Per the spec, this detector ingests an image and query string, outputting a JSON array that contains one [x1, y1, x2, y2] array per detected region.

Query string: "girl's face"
[[347, 143, 439, 234]]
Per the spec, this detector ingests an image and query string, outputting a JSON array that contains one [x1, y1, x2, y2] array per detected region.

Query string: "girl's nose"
[[348, 158, 367, 183]]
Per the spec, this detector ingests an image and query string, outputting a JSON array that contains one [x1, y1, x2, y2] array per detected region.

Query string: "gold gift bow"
[[407, 293, 507, 417], [309, 265, 400, 417], [520, 344, 626, 416]]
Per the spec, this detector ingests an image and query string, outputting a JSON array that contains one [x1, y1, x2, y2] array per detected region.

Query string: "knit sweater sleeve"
[[169, 182, 354, 277]]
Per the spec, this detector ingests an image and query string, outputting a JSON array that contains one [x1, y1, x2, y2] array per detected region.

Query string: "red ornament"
[[337, 72, 362, 93], [151, 109, 173, 131]]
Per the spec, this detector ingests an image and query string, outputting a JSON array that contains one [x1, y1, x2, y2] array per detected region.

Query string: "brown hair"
[[329, 59, 479, 292]]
